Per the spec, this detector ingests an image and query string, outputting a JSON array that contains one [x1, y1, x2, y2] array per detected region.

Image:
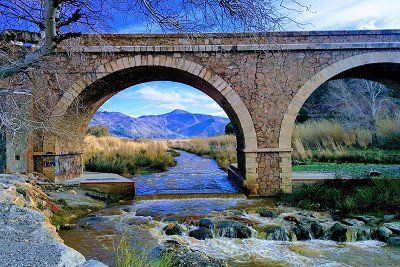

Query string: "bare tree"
[[325, 79, 400, 130], [0, 0, 308, 79]]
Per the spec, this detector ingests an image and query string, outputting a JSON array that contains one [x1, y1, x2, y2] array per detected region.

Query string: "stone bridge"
[[5, 29, 400, 197]]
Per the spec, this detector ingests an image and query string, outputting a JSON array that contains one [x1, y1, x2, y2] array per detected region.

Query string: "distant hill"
[[90, 109, 230, 139]]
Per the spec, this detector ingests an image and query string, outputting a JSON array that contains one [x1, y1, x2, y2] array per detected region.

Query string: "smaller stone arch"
[[279, 51, 400, 149]]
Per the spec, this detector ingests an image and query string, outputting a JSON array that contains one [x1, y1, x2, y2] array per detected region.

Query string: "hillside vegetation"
[[83, 135, 176, 177], [169, 135, 236, 170]]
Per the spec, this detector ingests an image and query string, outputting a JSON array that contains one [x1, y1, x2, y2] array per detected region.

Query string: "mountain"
[[90, 109, 230, 139]]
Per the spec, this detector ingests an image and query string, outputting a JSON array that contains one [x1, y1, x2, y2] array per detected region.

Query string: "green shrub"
[[115, 235, 175, 267], [87, 125, 110, 137], [284, 179, 400, 215]]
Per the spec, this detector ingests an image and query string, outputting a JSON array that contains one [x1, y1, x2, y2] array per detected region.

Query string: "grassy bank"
[[84, 135, 176, 177], [283, 179, 400, 215], [293, 162, 400, 179], [169, 135, 237, 170], [292, 119, 400, 163]]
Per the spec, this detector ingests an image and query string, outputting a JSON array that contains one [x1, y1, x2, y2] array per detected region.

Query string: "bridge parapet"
[[71, 30, 400, 47]]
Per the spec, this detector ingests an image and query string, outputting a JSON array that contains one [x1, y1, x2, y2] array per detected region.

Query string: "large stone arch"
[[279, 51, 400, 150], [52, 55, 259, 194]]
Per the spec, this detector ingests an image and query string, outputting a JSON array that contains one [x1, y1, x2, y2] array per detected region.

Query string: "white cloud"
[[202, 102, 222, 111], [159, 103, 187, 110], [132, 86, 214, 108], [292, 0, 400, 30], [211, 110, 228, 117], [356, 20, 378, 30]]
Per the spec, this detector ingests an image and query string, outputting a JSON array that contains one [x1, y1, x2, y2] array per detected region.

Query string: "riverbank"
[[0, 174, 108, 266], [2, 149, 400, 266], [59, 151, 400, 266], [60, 196, 400, 266]]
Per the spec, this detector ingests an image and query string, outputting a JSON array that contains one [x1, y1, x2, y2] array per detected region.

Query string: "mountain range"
[[90, 109, 230, 139]]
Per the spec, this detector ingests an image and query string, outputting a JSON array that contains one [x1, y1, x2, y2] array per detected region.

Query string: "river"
[[59, 150, 400, 266]]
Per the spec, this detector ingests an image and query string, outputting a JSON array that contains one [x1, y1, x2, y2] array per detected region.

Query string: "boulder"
[[199, 218, 214, 229], [383, 222, 400, 235], [217, 220, 252, 239], [353, 215, 380, 226], [164, 223, 184, 236], [0, 204, 86, 267], [292, 224, 312, 241], [383, 214, 397, 222], [376, 226, 393, 242], [264, 225, 289, 241], [341, 218, 365, 227], [283, 215, 298, 223], [356, 228, 371, 241], [257, 209, 278, 218], [189, 227, 214, 240], [329, 222, 348, 242], [388, 236, 400, 246], [311, 222, 325, 239]]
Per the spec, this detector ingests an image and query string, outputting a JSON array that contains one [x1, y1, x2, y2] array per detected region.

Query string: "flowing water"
[[132, 150, 238, 196], [59, 151, 400, 266]]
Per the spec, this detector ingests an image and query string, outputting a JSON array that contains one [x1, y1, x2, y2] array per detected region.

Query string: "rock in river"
[[293, 224, 312, 240], [217, 220, 252, 239], [199, 218, 214, 229], [383, 222, 400, 235], [329, 222, 348, 242], [257, 209, 278, 218], [376, 226, 393, 242], [264, 225, 289, 241], [189, 227, 214, 240], [164, 223, 185, 236], [311, 222, 325, 239]]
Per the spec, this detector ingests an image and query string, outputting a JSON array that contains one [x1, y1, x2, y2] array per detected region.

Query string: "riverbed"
[[59, 151, 400, 266]]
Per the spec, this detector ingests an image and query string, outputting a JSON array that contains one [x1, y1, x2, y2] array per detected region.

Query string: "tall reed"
[[84, 135, 176, 176]]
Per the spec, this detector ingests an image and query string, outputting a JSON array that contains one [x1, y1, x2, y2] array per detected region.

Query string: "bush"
[[225, 122, 235, 135], [284, 179, 400, 214], [115, 234, 175, 267], [87, 125, 110, 137], [83, 136, 176, 176]]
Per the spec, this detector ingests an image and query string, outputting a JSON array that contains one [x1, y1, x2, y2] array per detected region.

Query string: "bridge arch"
[[279, 51, 400, 150], [52, 55, 259, 193]]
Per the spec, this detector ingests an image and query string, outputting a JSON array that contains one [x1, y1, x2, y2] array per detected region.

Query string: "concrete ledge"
[[58, 172, 135, 198]]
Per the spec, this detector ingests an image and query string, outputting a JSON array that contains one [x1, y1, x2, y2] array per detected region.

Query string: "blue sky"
[[100, 82, 227, 117], [101, 0, 400, 118]]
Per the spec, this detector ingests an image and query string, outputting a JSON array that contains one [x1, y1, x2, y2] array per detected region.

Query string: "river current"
[[59, 150, 400, 266]]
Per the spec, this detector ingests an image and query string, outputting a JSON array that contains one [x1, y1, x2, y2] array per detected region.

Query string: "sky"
[[100, 82, 227, 118], [100, 0, 400, 118]]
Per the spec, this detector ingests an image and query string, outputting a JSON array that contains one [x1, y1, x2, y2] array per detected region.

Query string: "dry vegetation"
[[83, 135, 176, 177], [170, 117, 400, 170], [292, 118, 400, 163], [169, 135, 237, 170]]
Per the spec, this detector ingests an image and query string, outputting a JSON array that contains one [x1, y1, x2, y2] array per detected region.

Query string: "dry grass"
[[169, 135, 237, 170], [292, 118, 400, 162], [83, 135, 176, 176]]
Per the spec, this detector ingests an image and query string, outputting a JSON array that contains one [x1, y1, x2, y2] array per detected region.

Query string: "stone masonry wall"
[[19, 30, 400, 195]]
